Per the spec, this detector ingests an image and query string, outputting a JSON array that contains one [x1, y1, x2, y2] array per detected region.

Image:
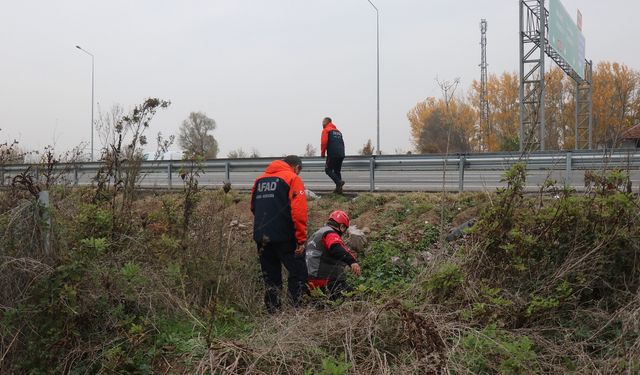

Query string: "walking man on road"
[[251, 155, 308, 313], [320, 117, 346, 194]]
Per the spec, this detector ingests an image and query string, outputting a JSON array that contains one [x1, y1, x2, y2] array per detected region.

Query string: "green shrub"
[[304, 354, 352, 375], [354, 240, 417, 293], [121, 261, 143, 282], [460, 286, 514, 322], [469, 165, 640, 320], [424, 263, 463, 300], [79, 236, 108, 258], [418, 223, 439, 249], [209, 306, 253, 338], [78, 203, 113, 238], [349, 193, 393, 219], [154, 318, 207, 358], [455, 325, 538, 374]]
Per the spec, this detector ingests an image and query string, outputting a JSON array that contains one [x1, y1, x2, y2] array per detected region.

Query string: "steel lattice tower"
[[519, 0, 592, 151], [479, 19, 490, 150], [519, 0, 547, 151], [576, 61, 593, 149]]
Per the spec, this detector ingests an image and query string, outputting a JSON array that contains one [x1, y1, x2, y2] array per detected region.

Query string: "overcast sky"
[[1, 0, 639, 158]]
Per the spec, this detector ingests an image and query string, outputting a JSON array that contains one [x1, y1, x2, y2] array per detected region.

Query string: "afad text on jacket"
[[251, 160, 308, 245]]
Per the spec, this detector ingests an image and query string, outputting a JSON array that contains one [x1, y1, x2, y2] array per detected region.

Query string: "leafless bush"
[[0, 128, 22, 187], [14, 144, 87, 190], [93, 98, 171, 234], [154, 132, 175, 160]]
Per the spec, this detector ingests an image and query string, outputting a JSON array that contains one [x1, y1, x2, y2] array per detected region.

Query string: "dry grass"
[[196, 299, 450, 375]]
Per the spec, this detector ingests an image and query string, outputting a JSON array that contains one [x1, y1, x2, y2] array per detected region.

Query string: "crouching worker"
[[306, 210, 361, 300]]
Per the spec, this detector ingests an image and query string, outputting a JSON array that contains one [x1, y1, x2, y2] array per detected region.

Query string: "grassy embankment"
[[1, 164, 639, 374]]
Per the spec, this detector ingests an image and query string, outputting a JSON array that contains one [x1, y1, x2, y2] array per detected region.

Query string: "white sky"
[[1, 0, 639, 157]]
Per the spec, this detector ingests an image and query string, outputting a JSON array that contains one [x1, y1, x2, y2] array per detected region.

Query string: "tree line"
[[409, 61, 640, 153]]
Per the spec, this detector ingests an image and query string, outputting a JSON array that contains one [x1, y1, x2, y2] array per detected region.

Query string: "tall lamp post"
[[365, 0, 380, 155], [75, 45, 94, 161]]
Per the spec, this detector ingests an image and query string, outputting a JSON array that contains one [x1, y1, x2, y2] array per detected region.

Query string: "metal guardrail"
[[1, 150, 640, 192]]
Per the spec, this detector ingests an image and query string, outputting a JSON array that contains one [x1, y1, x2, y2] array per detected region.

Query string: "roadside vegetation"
[[1, 154, 639, 374]]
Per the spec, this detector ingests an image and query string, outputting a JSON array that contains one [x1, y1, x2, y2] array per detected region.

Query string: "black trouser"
[[325, 156, 344, 185], [324, 280, 353, 300], [310, 280, 353, 304], [258, 240, 308, 313]]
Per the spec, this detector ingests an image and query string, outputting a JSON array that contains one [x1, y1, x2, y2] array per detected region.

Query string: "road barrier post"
[[369, 157, 375, 192], [458, 154, 466, 192], [225, 161, 231, 183], [74, 165, 79, 186], [565, 151, 572, 185], [0, 165, 4, 186], [167, 163, 172, 190]]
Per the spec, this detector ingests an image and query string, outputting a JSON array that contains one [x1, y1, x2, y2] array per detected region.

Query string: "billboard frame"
[[519, 0, 592, 151]]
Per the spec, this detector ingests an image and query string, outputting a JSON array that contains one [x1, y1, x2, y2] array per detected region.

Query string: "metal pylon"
[[576, 60, 593, 149], [519, 0, 593, 152], [479, 19, 490, 151], [519, 0, 546, 152]]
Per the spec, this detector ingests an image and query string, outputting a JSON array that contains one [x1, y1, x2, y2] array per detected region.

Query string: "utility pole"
[[75, 45, 95, 161], [365, 0, 380, 155], [479, 19, 490, 151]]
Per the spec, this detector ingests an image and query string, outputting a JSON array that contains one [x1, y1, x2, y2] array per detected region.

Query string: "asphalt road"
[[41, 168, 639, 193], [3, 154, 640, 193]]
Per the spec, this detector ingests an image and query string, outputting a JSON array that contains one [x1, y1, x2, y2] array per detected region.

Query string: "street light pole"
[[366, 0, 380, 155], [75, 45, 94, 161]]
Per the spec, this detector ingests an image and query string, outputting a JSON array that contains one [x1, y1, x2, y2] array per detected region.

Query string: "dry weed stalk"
[[193, 298, 451, 375]]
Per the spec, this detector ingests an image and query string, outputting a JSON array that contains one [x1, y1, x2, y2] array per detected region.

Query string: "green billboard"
[[548, 0, 586, 78]]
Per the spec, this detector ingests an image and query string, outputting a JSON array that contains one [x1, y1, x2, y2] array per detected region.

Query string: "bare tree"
[[227, 148, 248, 158], [437, 77, 461, 157], [0, 128, 22, 186], [360, 139, 374, 156], [95, 104, 125, 154], [436, 77, 460, 233], [304, 143, 317, 157], [178, 112, 219, 159], [154, 132, 175, 160], [0, 129, 21, 164]]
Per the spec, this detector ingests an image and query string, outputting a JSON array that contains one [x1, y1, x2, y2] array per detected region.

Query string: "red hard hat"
[[329, 210, 350, 228]]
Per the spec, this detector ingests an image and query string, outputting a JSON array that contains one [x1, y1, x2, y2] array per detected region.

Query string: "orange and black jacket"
[[306, 226, 357, 288], [320, 123, 345, 158], [251, 160, 308, 245]]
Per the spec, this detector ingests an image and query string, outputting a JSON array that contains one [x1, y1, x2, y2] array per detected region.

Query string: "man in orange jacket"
[[251, 155, 308, 313], [320, 117, 346, 194]]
